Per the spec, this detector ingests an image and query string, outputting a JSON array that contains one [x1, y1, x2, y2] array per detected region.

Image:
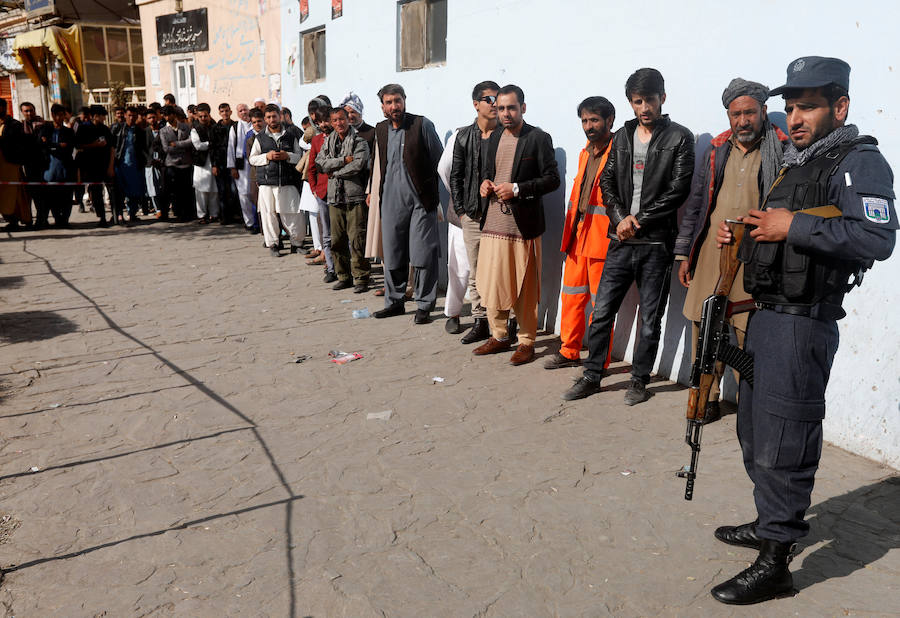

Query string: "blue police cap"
[[769, 56, 850, 96]]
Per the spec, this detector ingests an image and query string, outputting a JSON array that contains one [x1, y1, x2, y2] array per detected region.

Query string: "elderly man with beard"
[[228, 103, 258, 232], [674, 78, 788, 423], [710, 56, 896, 605]]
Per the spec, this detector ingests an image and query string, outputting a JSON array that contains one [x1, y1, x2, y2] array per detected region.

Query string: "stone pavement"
[[0, 214, 897, 617]]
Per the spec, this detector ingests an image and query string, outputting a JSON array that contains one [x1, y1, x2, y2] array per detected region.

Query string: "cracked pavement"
[[0, 215, 897, 617]]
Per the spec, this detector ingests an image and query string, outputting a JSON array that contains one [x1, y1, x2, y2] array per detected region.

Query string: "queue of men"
[[0, 56, 896, 606]]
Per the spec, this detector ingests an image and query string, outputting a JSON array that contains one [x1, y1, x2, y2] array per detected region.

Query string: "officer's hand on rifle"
[[745, 208, 794, 242]]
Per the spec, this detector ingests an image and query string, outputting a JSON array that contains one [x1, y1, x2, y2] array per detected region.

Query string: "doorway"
[[173, 58, 196, 107]]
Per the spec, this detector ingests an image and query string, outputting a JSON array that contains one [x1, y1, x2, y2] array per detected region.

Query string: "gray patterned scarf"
[[781, 124, 859, 169], [759, 123, 785, 199]]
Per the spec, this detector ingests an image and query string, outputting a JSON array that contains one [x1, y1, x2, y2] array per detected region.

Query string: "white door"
[[173, 59, 196, 107]]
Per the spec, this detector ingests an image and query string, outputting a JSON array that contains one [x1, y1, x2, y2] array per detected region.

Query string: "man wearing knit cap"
[[674, 78, 788, 423], [712, 56, 896, 605]]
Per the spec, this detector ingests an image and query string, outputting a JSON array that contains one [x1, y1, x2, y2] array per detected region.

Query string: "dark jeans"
[[329, 201, 371, 284], [165, 166, 194, 221], [737, 309, 839, 543], [583, 240, 673, 383]]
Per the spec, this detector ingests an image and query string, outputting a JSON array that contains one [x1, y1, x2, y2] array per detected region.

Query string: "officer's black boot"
[[714, 518, 762, 550], [711, 539, 796, 605]]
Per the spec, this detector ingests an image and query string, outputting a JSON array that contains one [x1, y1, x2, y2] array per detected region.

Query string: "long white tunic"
[[190, 128, 217, 193]]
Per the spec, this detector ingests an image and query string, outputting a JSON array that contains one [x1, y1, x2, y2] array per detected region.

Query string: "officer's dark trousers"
[[215, 172, 237, 223], [583, 240, 673, 383], [738, 309, 839, 543]]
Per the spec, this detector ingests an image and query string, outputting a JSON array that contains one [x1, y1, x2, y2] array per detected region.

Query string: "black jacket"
[[450, 120, 491, 220], [480, 122, 560, 240], [600, 115, 694, 244], [0, 117, 26, 166], [211, 120, 234, 170], [37, 123, 75, 177], [114, 124, 148, 167]]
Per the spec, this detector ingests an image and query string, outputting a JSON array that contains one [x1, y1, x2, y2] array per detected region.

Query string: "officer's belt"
[[754, 301, 845, 321]]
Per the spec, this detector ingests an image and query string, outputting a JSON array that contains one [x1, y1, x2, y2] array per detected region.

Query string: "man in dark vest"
[[712, 56, 896, 605], [368, 83, 444, 324], [248, 103, 304, 257]]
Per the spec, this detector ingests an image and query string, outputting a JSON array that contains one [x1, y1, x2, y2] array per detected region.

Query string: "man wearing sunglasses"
[[445, 81, 500, 340]]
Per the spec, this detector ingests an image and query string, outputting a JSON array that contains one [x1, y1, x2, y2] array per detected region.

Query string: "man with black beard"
[[545, 96, 617, 370]]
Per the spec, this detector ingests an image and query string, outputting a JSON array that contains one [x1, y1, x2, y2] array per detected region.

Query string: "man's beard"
[[736, 129, 761, 144]]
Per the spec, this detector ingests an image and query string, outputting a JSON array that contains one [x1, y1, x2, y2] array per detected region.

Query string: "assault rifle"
[[677, 219, 756, 500]]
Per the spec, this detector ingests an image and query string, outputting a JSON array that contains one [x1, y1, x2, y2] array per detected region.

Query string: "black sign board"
[[156, 8, 209, 55]]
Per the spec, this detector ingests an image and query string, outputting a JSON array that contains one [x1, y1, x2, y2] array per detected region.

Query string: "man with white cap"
[[227, 102, 258, 232]]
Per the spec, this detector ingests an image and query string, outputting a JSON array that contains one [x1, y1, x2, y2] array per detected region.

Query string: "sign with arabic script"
[[156, 8, 209, 55]]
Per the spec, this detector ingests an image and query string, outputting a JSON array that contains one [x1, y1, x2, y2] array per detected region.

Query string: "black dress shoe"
[[562, 376, 603, 401], [332, 279, 353, 290], [269, 245, 281, 257], [461, 317, 490, 344], [323, 271, 338, 283], [374, 301, 405, 319], [703, 400, 722, 424], [353, 282, 369, 294], [445, 316, 463, 334], [711, 539, 796, 605], [714, 519, 762, 550], [414, 309, 431, 324]]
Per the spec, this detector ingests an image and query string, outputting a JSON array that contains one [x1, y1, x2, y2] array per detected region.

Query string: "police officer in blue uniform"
[[711, 57, 897, 605]]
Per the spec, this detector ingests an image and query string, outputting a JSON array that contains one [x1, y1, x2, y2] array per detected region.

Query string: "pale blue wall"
[[280, 0, 900, 467]]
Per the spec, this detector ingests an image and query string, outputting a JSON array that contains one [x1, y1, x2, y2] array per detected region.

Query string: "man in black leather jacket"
[[448, 80, 500, 343], [564, 68, 694, 404]]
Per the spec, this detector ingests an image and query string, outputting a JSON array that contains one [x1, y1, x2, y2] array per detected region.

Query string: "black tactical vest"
[[255, 130, 303, 187], [739, 137, 875, 306]]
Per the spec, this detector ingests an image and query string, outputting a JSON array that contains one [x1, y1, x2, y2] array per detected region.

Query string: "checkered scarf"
[[781, 124, 859, 169]]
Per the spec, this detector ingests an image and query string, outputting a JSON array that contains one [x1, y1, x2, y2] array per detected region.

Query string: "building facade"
[[136, 0, 281, 110], [277, 0, 900, 468]]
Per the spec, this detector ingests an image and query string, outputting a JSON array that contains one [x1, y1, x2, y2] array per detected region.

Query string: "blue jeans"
[[582, 240, 673, 383]]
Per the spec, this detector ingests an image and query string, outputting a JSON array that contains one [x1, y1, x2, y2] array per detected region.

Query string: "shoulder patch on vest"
[[862, 196, 891, 223]]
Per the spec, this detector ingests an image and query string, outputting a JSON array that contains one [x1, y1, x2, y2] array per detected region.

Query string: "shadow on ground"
[[794, 476, 900, 591], [0, 310, 79, 344]]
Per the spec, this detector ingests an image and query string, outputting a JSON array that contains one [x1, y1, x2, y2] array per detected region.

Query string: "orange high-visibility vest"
[[560, 140, 612, 259]]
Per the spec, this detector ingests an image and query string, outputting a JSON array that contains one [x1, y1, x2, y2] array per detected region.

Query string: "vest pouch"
[[744, 239, 780, 292], [780, 244, 811, 299]]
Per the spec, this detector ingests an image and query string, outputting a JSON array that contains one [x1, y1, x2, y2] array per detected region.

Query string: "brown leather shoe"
[[509, 344, 535, 365], [472, 337, 511, 356]]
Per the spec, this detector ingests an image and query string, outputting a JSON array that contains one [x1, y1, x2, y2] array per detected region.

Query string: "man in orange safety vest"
[[545, 97, 616, 370]]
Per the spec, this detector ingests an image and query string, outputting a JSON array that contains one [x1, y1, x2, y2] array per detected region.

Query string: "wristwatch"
[[512, 182, 520, 198]]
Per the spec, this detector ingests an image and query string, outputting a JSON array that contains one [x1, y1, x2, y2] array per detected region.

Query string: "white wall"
[[280, 0, 900, 469]]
